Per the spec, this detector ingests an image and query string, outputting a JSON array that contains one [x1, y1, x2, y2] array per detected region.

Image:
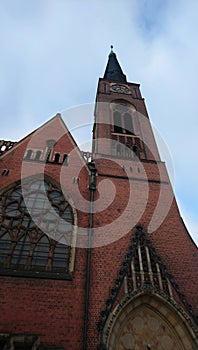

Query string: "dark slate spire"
[[103, 45, 127, 82]]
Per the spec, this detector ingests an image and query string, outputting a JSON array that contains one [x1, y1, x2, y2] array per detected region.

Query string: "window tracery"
[[0, 178, 74, 275]]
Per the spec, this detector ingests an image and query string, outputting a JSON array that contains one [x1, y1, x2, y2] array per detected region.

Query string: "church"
[[0, 48, 197, 350]]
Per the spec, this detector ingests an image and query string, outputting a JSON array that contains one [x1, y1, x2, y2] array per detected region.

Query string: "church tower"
[[90, 47, 198, 349], [93, 45, 160, 163], [0, 48, 197, 350]]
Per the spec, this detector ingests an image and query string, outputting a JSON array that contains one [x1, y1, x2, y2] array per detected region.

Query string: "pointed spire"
[[103, 46, 127, 83]]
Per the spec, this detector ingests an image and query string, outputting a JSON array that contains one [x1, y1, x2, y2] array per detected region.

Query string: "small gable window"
[[25, 149, 33, 159], [62, 154, 68, 165], [54, 152, 60, 163], [35, 150, 42, 160]]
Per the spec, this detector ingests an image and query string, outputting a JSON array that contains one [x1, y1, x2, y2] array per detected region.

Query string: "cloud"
[[0, 0, 197, 241]]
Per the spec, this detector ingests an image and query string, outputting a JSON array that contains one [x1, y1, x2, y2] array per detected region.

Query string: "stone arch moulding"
[[101, 289, 198, 350]]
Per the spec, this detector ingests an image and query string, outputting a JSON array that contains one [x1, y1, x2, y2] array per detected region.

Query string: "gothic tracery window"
[[0, 178, 75, 275]]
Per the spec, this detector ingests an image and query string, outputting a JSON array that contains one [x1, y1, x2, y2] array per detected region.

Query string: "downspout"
[[83, 161, 97, 350]]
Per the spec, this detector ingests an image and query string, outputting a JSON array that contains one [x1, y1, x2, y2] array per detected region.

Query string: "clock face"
[[110, 84, 131, 94]]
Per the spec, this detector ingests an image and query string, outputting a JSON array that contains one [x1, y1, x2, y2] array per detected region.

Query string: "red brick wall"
[[0, 116, 91, 349], [0, 248, 86, 348], [85, 162, 198, 348], [0, 91, 197, 350]]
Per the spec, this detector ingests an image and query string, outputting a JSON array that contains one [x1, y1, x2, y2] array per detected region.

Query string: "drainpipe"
[[83, 161, 97, 350]]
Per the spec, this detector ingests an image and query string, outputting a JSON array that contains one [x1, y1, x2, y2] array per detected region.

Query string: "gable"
[[98, 225, 198, 333]]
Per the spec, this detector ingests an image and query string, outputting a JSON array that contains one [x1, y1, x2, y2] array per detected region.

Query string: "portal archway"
[[102, 290, 198, 350]]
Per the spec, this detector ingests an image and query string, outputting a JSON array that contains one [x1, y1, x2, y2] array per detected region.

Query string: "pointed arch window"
[[0, 177, 76, 277], [112, 102, 135, 135], [35, 150, 42, 160], [54, 153, 60, 163]]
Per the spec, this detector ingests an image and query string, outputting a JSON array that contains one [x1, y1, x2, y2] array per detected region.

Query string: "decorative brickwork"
[[98, 225, 197, 334]]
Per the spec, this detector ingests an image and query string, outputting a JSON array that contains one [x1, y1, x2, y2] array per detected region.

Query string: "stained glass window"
[[0, 178, 74, 275]]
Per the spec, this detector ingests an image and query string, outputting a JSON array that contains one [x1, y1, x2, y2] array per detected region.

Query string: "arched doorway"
[[102, 290, 198, 350]]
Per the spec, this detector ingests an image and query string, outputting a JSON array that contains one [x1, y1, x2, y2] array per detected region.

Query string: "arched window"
[[35, 150, 42, 160], [0, 178, 75, 275], [113, 111, 122, 133], [25, 149, 33, 159], [62, 154, 68, 165], [112, 101, 135, 135], [54, 153, 60, 163]]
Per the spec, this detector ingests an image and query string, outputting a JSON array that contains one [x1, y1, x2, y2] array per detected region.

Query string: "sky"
[[0, 0, 197, 244]]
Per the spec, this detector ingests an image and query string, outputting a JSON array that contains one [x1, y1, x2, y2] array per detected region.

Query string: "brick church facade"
[[0, 48, 197, 349]]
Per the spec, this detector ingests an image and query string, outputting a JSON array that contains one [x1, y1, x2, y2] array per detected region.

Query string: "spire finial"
[[104, 46, 127, 82]]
